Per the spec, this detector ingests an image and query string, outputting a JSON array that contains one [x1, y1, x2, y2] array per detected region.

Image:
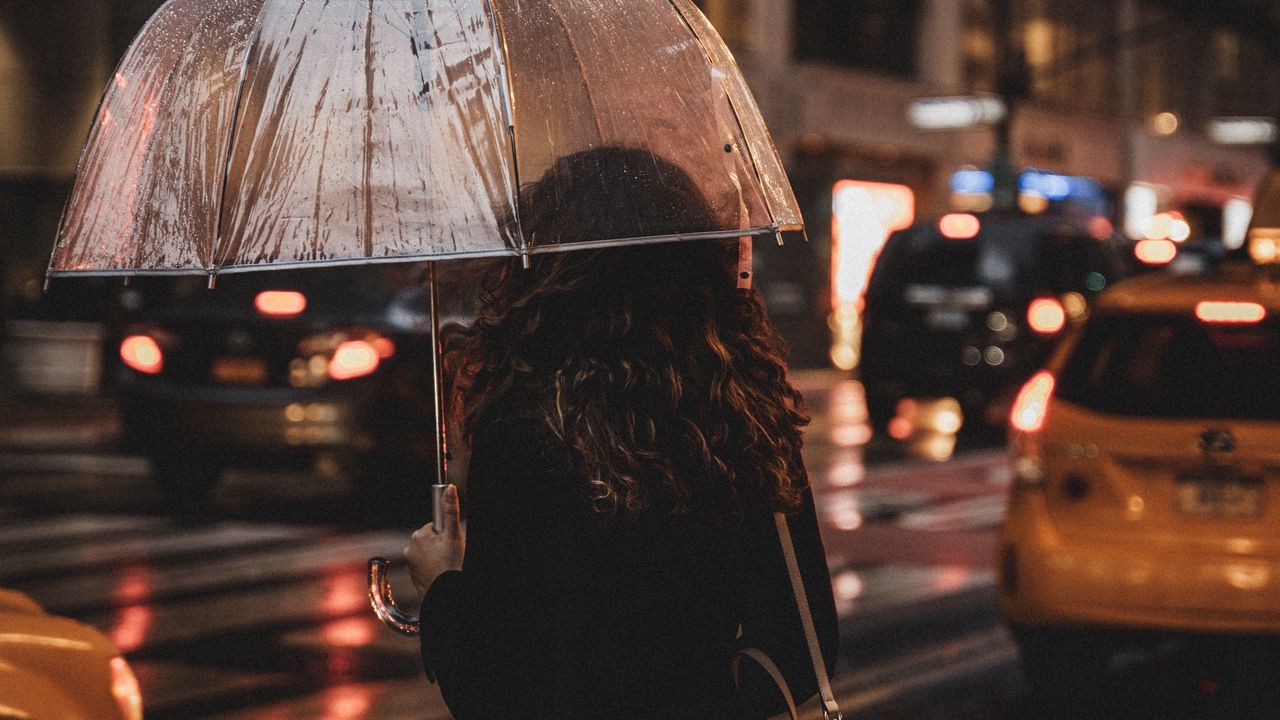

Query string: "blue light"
[[951, 169, 995, 194], [1019, 171, 1104, 202], [1020, 171, 1071, 200]]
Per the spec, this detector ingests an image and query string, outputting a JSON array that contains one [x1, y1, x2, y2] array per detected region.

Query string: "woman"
[[404, 148, 838, 719]]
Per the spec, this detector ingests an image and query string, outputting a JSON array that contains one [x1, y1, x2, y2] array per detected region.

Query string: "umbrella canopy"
[[48, 0, 803, 278]]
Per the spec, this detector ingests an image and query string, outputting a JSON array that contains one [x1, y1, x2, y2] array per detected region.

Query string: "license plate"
[[211, 356, 267, 385], [1175, 469, 1263, 519]]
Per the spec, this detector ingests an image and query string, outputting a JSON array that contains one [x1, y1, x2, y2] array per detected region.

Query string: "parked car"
[[997, 262, 1280, 693], [0, 588, 142, 719], [859, 210, 1129, 437], [114, 265, 452, 510]]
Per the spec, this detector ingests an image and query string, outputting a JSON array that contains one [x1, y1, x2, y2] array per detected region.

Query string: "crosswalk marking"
[[896, 494, 1008, 532], [1, 522, 323, 581]]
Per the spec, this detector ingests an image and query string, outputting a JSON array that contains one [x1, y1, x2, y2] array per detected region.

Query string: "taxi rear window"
[[1056, 313, 1280, 419]]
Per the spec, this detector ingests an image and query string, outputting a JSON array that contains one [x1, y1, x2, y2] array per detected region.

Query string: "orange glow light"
[[110, 657, 143, 720], [1195, 301, 1267, 324], [938, 213, 980, 240], [120, 335, 163, 374], [328, 341, 380, 380], [372, 337, 396, 359], [1010, 371, 1055, 433], [255, 290, 308, 317], [1026, 297, 1067, 334], [1088, 216, 1113, 240], [831, 179, 915, 309], [1134, 238, 1177, 265]]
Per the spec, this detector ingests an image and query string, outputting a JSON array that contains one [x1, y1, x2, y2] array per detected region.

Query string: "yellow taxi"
[[0, 588, 142, 719], [996, 262, 1280, 690]]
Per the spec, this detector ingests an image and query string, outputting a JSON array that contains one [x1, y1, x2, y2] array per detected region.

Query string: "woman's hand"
[[404, 484, 465, 597]]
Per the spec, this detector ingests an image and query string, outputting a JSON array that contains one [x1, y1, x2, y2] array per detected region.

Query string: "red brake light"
[[1011, 371, 1055, 433], [328, 340, 380, 380], [255, 291, 307, 317], [372, 337, 396, 359], [1134, 239, 1177, 265], [1195, 301, 1267, 324], [939, 213, 980, 239], [120, 335, 163, 374], [1027, 297, 1066, 334]]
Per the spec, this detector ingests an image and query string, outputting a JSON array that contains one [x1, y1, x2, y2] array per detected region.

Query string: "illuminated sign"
[[908, 95, 1006, 130]]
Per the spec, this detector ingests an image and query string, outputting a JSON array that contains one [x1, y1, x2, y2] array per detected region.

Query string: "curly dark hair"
[[452, 147, 808, 524]]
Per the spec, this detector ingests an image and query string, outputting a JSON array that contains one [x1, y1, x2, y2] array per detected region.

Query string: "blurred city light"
[[1222, 197, 1252, 250], [120, 335, 163, 374], [1195, 301, 1266, 324], [1026, 297, 1066, 335], [1010, 371, 1055, 433], [939, 213, 980, 240], [830, 180, 914, 370], [1150, 111, 1179, 135], [1134, 238, 1178, 265], [907, 94, 1006, 130], [1123, 183, 1162, 239], [1249, 228, 1280, 264], [255, 290, 307, 317], [1207, 117, 1279, 145]]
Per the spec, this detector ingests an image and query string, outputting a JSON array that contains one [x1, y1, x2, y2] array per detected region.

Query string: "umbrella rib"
[[47, 0, 182, 280], [482, 0, 528, 259], [546, 1, 606, 144], [209, 0, 278, 277], [361, 0, 377, 260], [666, 0, 776, 236]]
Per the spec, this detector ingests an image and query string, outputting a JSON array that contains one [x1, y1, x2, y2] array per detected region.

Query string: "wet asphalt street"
[[1, 370, 1276, 719]]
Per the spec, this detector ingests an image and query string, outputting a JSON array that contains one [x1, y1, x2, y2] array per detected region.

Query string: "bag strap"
[[773, 512, 843, 720], [736, 647, 798, 720]]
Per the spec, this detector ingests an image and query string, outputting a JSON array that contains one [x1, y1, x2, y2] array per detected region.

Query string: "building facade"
[[695, 0, 1277, 366]]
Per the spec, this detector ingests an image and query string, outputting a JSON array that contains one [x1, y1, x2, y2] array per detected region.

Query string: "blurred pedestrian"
[[404, 147, 838, 719]]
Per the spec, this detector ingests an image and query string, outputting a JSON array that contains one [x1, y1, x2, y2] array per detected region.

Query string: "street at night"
[[3, 371, 1276, 719], [7, 0, 1280, 718]]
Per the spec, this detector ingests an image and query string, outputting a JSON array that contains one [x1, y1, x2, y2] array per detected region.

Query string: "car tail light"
[[1134, 238, 1177, 265], [1195, 301, 1266, 324], [328, 340, 381, 380], [120, 335, 163, 374], [372, 337, 396, 359], [1026, 297, 1066, 334], [255, 290, 307, 317], [939, 213, 980, 239], [1010, 371, 1055, 433], [110, 656, 143, 720]]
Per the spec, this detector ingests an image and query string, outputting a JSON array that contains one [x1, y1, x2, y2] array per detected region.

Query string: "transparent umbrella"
[[47, 0, 805, 635]]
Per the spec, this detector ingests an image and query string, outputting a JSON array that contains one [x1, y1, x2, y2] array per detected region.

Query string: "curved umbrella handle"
[[368, 484, 449, 636], [368, 558, 420, 636]]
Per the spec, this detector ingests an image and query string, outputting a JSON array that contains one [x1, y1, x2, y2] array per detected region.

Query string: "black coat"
[[420, 405, 839, 719]]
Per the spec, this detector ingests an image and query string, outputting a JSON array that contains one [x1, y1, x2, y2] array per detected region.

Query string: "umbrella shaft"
[[427, 261, 448, 488]]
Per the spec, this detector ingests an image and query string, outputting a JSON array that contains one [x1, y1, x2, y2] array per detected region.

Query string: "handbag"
[[734, 512, 843, 720]]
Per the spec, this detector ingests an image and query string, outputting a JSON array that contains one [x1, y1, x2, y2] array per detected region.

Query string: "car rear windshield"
[[871, 218, 1118, 301], [1056, 313, 1280, 419]]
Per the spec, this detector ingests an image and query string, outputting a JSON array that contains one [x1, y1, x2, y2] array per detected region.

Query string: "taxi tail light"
[[1026, 297, 1066, 335], [120, 335, 163, 374], [110, 656, 143, 720], [1195, 301, 1266, 324], [1134, 238, 1177, 265], [328, 339, 381, 380], [1011, 371, 1055, 434], [255, 290, 307, 317], [939, 213, 980, 239]]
